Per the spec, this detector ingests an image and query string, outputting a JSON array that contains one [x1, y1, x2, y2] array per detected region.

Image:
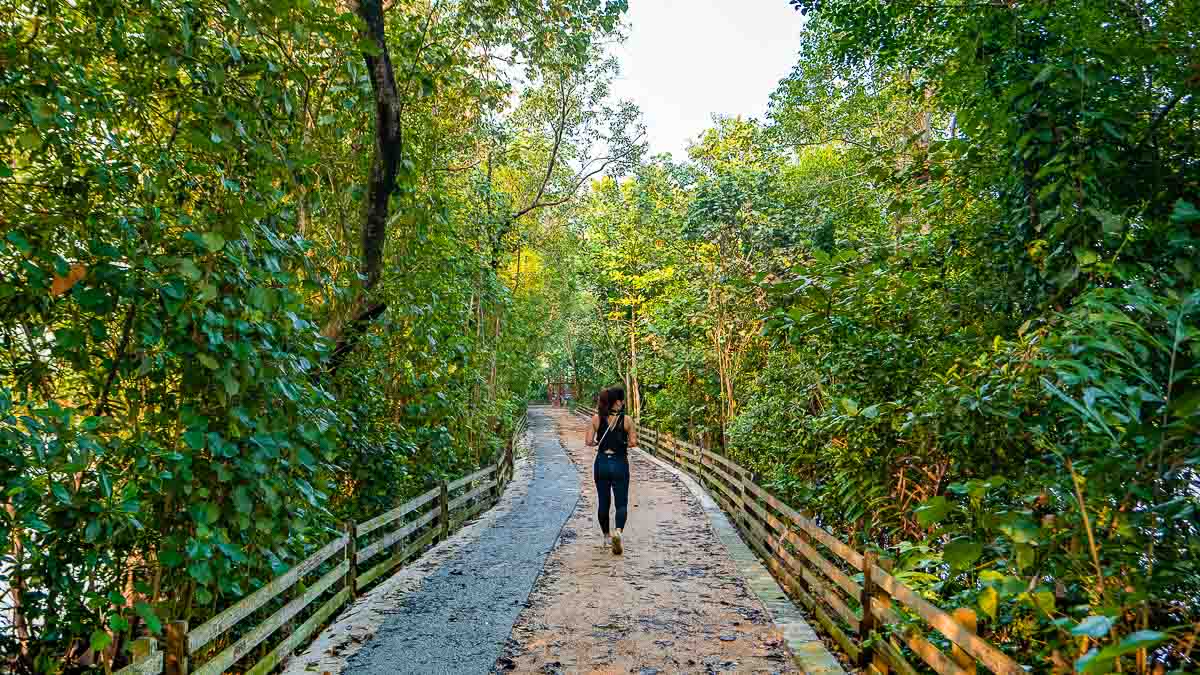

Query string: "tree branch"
[[514, 129, 647, 216], [514, 74, 572, 220]]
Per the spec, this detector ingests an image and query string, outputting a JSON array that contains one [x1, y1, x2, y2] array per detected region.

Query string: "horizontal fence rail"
[[115, 414, 526, 675], [575, 405, 1023, 675]]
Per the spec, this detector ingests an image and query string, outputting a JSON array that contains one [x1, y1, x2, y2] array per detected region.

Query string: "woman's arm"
[[625, 415, 637, 449], [585, 414, 598, 447]]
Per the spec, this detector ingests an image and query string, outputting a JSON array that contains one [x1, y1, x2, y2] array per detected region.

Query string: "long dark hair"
[[598, 387, 625, 419]]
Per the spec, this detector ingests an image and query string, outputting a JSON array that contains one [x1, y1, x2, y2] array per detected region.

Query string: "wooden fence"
[[116, 416, 524, 675], [575, 406, 1023, 675]]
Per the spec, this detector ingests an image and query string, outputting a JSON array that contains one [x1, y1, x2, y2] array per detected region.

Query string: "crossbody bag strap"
[[597, 414, 614, 448]]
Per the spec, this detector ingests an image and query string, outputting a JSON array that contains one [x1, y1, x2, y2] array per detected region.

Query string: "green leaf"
[[201, 232, 226, 252], [1094, 630, 1169, 659], [1032, 590, 1055, 615], [1071, 615, 1113, 638], [197, 353, 219, 370], [999, 516, 1040, 544], [979, 586, 998, 619], [183, 429, 207, 449], [915, 496, 952, 526], [943, 539, 983, 569], [1015, 543, 1035, 570], [839, 397, 859, 415], [221, 372, 240, 396], [5, 232, 32, 254], [178, 258, 202, 281], [90, 630, 112, 652], [1074, 632, 1166, 674], [233, 486, 253, 514], [51, 483, 71, 504], [54, 328, 85, 349], [188, 560, 213, 585], [1075, 648, 1110, 674], [1074, 248, 1100, 266], [1171, 199, 1200, 224], [17, 130, 42, 150], [135, 602, 163, 635]]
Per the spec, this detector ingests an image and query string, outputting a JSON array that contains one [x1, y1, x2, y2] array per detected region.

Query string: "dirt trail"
[[497, 408, 796, 674]]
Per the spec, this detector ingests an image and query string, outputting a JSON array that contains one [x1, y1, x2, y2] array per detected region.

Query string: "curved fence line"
[[574, 405, 1022, 675]]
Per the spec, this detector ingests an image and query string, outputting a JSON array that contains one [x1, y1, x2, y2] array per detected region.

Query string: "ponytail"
[[597, 388, 612, 419]]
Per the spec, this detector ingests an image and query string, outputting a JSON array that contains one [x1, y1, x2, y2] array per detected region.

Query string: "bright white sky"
[[608, 0, 806, 159]]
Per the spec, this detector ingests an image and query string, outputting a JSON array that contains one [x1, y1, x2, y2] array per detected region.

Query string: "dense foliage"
[[562, 0, 1199, 671], [1, 0, 635, 670]]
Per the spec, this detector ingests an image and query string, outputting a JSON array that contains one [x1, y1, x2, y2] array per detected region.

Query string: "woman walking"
[[585, 387, 637, 554]]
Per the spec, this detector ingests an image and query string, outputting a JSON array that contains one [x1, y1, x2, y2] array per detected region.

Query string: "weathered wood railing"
[[116, 416, 523, 675], [575, 405, 1022, 675]]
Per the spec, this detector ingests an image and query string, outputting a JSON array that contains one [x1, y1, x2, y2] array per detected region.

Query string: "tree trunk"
[[322, 0, 401, 371], [628, 309, 641, 421]]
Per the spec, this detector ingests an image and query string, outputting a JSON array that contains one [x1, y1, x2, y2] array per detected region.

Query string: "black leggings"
[[593, 453, 630, 534]]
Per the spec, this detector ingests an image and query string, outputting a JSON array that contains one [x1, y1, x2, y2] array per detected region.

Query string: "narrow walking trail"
[[286, 406, 796, 674], [497, 409, 795, 674]]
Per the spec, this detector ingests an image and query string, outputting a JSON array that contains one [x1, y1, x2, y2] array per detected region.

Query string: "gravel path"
[[344, 407, 578, 675]]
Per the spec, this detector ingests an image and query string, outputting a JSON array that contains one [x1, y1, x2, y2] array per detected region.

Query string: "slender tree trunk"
[[628, 309, 641, 421], [323, 0, 401, 370], [566, 327, 579, 401], [6, 501, 29, 661]]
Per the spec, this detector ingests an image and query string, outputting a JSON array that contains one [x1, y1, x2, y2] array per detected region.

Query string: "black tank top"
[[597, 412, 627, 457]]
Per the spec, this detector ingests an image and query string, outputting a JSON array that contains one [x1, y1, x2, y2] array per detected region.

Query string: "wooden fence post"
[[344, 521, 358, 599], [131, 636, 156, 664], [797, 509, 814, 592], [439, 481, 450, 540], [952, 607, 978, 675], [873, 557, 894, 674], [742, 472, 759, 533], [391, 495, 405, 560], [859, 550, 879, 668], [164, 620, 188, 675], [505, 444, 514, 483]]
